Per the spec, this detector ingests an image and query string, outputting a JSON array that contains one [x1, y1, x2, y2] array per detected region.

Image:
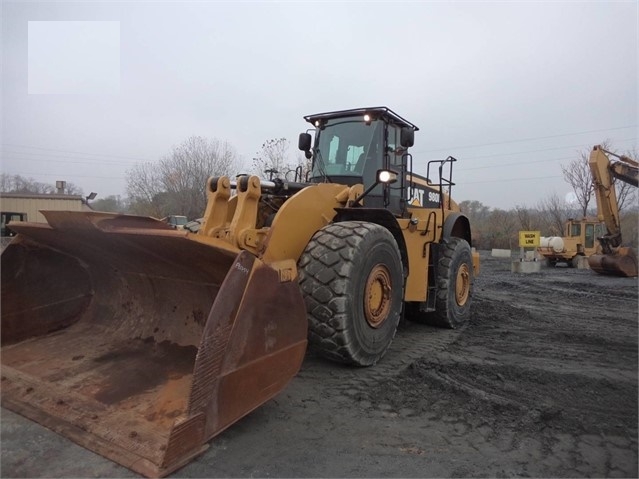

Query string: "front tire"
[[298, 221, 404, 366]]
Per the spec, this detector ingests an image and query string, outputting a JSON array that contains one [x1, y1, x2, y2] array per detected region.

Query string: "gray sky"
[[2, 1, 637, 209]]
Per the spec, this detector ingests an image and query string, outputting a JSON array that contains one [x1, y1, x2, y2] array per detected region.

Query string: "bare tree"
[[616, 146, 638, 213], [620, 209, 638, 248], [252, 138, 291, 180], [485, 209, 518, 249], [90, 195, 128, 213], [61, 183, 84, 195], [126, 136, 241, 219], [514, 204, 536, 231], [458, 200, 490, 222], [537, 193, 569, 236], [126, 162, 164, 216], [561, 143, 603, 217], [251, 138, 311, 182], [458, 200, 492, 249]]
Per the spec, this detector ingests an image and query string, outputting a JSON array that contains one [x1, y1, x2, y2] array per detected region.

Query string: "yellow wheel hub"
[[364, 265, 392, 328], [455, 263, 470, 306]]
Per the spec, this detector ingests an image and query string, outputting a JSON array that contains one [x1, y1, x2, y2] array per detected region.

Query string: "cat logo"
[[409, 188, 425, 206], [407, 184, 441, 209]]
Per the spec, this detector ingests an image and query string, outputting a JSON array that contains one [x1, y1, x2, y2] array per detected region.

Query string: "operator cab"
[[298, 106, 418, 216]]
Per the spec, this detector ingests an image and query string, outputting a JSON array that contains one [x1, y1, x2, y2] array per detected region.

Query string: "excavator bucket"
[[1, 211, 307, 477], [588, 247, 638, 277]]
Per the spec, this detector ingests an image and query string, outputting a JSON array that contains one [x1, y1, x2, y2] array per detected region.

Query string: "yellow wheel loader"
[[1, 107, 478, 477]]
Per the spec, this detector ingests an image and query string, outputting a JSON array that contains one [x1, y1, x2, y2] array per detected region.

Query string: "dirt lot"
[[2, 250, 637, 478]]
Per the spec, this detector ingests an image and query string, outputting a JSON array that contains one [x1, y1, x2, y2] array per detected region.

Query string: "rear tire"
[[546, 258, 557, 268], [298, 221, 403, 366], [408, 237, 473, 329]]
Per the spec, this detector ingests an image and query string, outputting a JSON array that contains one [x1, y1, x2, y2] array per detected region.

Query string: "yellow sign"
[[518, 230, 540, 247]]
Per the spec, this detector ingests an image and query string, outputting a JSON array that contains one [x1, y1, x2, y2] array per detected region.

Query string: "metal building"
[[0, 192, 92, 237]]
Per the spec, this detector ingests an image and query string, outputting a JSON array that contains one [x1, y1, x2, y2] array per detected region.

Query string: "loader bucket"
[[588, 247, 638, 277], [1, 211, 307, 477]]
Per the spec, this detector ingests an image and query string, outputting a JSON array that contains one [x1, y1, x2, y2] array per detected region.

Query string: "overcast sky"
[[2, 1, 637, 209]]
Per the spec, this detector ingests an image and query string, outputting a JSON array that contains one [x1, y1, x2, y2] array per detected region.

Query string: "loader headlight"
[[377, 169, 398, 184]]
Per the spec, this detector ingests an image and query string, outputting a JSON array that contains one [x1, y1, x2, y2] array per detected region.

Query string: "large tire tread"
[[406, 237, 473, 329], [298, 221, 403, 366], [430, 237, 473, 329]]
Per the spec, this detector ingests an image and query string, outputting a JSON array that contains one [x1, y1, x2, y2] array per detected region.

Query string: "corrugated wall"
[[0, 197, 84, 223]]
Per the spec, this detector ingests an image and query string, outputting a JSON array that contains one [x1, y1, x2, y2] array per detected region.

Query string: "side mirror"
[[400, 128, 414, 148], [298, 133, 312, 151]]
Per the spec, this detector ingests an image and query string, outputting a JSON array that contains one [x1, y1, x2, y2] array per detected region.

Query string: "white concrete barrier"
[[511, 261, 541, 273], [524, 250, 538, 261], [491, 249, 512, 258]]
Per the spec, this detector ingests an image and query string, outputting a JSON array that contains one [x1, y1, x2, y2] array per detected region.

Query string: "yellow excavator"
[[586, 145, 638, 277], [1, 107, 478, 477]]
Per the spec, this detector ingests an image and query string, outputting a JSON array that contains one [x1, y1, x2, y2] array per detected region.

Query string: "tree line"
[[2, 137, 636, 248], [459, 198, 638, 250], [0, 174, 83, 195]]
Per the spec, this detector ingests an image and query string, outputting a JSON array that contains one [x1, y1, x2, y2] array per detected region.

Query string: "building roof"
[[0, 192, 84, 200]]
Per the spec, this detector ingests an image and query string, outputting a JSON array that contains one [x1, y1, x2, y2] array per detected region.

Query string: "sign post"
[[513, 230, 542, 273], [518, 231, 540, 261]]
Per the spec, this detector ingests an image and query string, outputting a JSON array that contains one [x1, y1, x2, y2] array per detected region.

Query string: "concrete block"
[[491, 249, 512, 258], [511, 260, 541, 274]]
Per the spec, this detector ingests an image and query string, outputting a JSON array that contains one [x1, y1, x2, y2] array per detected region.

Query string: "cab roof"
[[303, 106, 419, 131]]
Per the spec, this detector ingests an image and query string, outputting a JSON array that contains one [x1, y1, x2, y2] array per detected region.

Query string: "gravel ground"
[[2, 250, 637, 478]]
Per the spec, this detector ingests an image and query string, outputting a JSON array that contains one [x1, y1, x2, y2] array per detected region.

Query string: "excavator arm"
[[610, 154, 639, 187]]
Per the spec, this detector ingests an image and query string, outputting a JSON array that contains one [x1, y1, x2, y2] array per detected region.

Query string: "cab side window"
[[386, 125, 403, 168], [570, 223, 581, 237]]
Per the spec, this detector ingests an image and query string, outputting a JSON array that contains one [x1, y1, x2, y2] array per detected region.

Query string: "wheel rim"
[[364, 264, 392, 328], [455, 263, 470, 306]]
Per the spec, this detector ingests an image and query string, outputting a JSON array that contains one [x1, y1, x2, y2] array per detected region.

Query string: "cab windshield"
[[311, 118, 382, 179]]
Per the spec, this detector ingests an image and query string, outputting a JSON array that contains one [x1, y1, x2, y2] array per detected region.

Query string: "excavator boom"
[[587, 145, 638, 277]]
